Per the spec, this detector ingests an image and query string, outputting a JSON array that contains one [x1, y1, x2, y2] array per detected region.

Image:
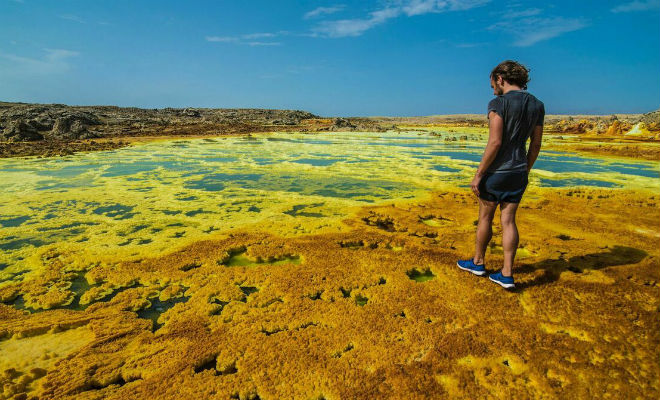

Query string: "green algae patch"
[[284, 203, 326, 218], [406, 267, 436, 282], [218, 247, 302, 267], [354, 294, 369, 306], [385, 242, 404, 251], [0, 215, 31, 227], [239, 285, 259, 299], [420, 215, 451, 227], [137, 294, 191, 332]]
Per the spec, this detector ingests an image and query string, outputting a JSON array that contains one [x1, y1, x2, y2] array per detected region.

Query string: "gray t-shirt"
[[486, 90, 545, 173]]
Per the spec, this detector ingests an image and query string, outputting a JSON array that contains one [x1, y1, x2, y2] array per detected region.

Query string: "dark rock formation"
[[1, 119, 44, 142], [0, 102, 320, 144], [639, 110, 660, 129], [324, 117, 388, 132], [332, 118, 357, 130], [0, 101, 322, 157], [51, 112, 102, 140]]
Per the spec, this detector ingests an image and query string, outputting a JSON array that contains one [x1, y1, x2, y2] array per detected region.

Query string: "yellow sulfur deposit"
[[0, 131, 659, 399], [625, 122, 652, 137]]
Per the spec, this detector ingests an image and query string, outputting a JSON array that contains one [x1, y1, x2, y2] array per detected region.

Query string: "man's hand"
[[471, 173, 482, 197], [527, 125, 543, 172]]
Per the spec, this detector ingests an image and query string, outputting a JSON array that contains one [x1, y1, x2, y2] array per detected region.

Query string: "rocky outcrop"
[[51, 112, 102, 140], [552, 119, 594, 134], [0, 102, 320, 143], [544, 110, 660, 137], [331, 118, 357, 130], [606, 120, 624, 135], [323, 117, 389, 132], [639, 109, 660, 130], [0, 107, 102, 141], [1, 120, 45, 142]]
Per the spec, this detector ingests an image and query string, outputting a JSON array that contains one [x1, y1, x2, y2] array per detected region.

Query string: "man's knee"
[[499, 202, 519, 223], [500, 211, 517, 228], [500, 219, 517, 229], [479, 212, 495, 224]]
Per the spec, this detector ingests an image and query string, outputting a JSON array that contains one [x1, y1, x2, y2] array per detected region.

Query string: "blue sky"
[[1, 0, 659, 116]]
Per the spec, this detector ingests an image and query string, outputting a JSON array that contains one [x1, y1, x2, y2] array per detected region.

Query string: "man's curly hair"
[[490, 60, 530, 89]]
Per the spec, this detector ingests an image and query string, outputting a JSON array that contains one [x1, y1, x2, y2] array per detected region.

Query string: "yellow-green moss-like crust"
[[0, 185, 658, 399]]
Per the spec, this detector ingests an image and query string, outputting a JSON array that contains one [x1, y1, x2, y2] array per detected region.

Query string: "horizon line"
[[1, 99, 657, 118]]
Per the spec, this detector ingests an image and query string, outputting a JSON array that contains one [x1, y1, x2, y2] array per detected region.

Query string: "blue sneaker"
[[456, 259, 486, 276], [489, 271, 515, 289]]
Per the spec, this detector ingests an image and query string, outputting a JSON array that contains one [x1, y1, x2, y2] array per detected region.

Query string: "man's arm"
[[526, 125, 543, 172], [470, 111, 502, 196], [477, 111, 503, 175]]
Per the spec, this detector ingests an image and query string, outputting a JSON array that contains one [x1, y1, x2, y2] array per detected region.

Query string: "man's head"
[[490, 60, 530, 95]]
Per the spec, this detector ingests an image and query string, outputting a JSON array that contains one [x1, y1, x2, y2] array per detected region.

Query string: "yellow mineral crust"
[[0, 186, 658, 399], [0, 131, 657, 281]]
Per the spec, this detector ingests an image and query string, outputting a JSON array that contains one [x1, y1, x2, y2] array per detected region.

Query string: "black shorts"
[[478, 170, 528, 203]]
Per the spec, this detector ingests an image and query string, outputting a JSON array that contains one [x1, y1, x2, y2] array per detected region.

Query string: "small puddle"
[[406, 267, 436, 282], [137, 294, 190, 331], [284, 203, 326, 218], [92, 204, 136, 219], [221, 248, 302, 267], [432, 165, 461, 172], [0, 216, 31, 228]]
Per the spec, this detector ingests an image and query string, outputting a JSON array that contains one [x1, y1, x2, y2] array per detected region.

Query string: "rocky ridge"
[[0, 102, 319, 143]]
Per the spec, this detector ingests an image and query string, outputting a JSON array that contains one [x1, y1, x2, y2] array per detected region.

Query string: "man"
[[456, 60, 545, 289]]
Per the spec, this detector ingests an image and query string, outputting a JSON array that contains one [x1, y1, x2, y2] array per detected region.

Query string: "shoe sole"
[[489, 276, 515, 289], [456, 261, 486, 276]]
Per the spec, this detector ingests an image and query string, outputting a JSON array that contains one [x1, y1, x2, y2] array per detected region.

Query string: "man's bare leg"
[[473, 198, 498, 265], [499, 201, 520, 276]]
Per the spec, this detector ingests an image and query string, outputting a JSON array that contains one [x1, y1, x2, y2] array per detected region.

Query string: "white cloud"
[[206, 32, 284, 46], [59, 13, 113, 26], [246, 41, 282, 47], [205, 36, 239, 43], [242, 33, 277, 39], [311, 0, 490, 38], [304, 5, 345, 19], [506, 8, 542, 18], [489, 15, 588, 47], [400, 0, 490, 16], [0, 48, 80, 75], [314, 7, 400, 37], [611, 0, 660, 12], [44, 48, 80, 59]]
